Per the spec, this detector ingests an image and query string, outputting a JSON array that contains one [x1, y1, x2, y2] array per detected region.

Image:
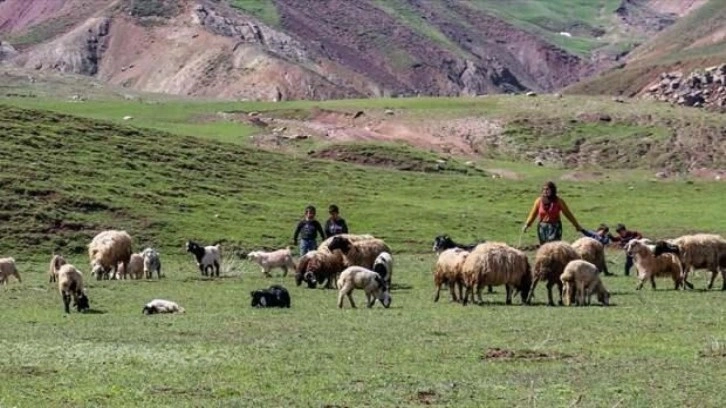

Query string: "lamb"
[[654, 233, 726, 290], [460, 242, 532, 306], [527, 241, 580, 306], [372, 251, 393, 288], [57, 264, 90, 314], [327, 236, 391, 270], [48, 254, 67, 283], [571, 237, 609, 275], [88, 230, 133, 280], [627, 240, 685, 290], [433, 248, 469, 303], [432, 234, 492, 293], [337, 266, 392, 309], [0, 257, 21, 286], [141, 247, 162, 279], [251, 285, 291, 308], [560, 260, 610, 306], [185, 241, 221, 277], [117, 253, 144, 280], [247, 247, 296, 277], [294, 249, 346, 289], [142, 299, 185, 314]]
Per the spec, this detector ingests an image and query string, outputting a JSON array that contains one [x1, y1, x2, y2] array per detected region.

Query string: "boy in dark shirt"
[[324, 204, 349, 238], [610, 223, 643, 276], [293, 205, 325, 256]]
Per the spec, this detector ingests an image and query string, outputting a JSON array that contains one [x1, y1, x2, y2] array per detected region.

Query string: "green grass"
[[228, 0, 280, 27]]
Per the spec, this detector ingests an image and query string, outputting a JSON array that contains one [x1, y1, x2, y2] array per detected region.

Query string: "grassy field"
[[1, 96, 726, 406]]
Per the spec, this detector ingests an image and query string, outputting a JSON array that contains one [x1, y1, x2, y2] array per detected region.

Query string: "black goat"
[[251, 285, 291, 308]]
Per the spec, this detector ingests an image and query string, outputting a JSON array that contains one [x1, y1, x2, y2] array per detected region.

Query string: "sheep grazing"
[[560, 260, 610, 306], [0, 257, 21, 286], [460, 242, 531, 306], [318, 234, 375, 253], [433, 248, 469, 303], [117, 253, 144, 280], [295, 249, 346, 289], [247, 248, 296, 277], [141, 247, 162, 279], [372, 251, 393, 288], [327, 235, 391, 270], [337, 266, 392, 309], [185, 241, 221, 277], [251, 285, 291, 308], [627, 240, 685, 290], [432, 235, 492, 293], [88, 230, 133, 280], [654, 233, 726, 290], [48, 254, 67, 283], [528, 241, 580, 306], [57, 264, 90, 314], [143, 299, 185, 315], [571, 237, 609, 275]]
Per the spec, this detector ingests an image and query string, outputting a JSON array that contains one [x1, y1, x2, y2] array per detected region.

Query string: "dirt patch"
[[560, 171, 607, 181], [486, 168, 523, 180], [481, 347, 574, 361], [311, 145, 437, 172], [414, 390, 438, 405], [2, 365, 59, 376]]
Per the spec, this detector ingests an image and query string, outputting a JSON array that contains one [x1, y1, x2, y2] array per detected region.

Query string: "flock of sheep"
[[2, 227, 725, 314]]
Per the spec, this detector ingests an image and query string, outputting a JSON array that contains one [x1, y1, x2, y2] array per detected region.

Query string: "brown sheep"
[[48, 254, 67, 283], [88, 230, 133, 280], [460, 242, 531, 306], [528, 241, 579, 306], [326, 236, 391, 270], [295, 250, 346, 289], [571, 237, 609, 275], [433, 248, 469, 303], [627, 240, 684, 290], [654, 233, 726, 290]]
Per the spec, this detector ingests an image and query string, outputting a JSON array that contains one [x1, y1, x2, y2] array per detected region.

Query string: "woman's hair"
[[542, 181, 557, 199]]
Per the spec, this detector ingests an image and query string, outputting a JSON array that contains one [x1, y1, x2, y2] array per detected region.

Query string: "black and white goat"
[[251, 285, 291, 308], [185, 241, 221, 277]]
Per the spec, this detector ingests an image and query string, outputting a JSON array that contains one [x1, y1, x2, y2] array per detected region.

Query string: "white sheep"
[[142, 299, 185, 315], [117, 253, 144, 280], [247, 247, 296, 277], [571, 237, 609, 275], [460, 242, 532, 305], [627, 240, 685, 290], [560, 260, 610, 306], [48, 254, 67, 283], [57, 264, 89, 313], [0, 257, 21, 286], [433, 248, 469, 303], [326, 235, 391, 270], [185, 241, 221, 277], [141, 247, 162, 279], [654, 234, 726, 290], [88, 230, 133, 280], [372, 251, 393, 287], [337, 266, 392, 309], [528, 241, 580, 306]]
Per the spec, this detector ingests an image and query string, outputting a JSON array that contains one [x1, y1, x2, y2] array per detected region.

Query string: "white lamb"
[[337, 266, 392, 309], [142, 299, 185, 315], [560, 260, 610, 306], [141, 247, 162, 279], [247, 248, 296, 277]]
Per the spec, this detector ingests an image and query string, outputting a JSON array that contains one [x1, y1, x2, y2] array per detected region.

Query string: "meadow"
[[1, 94, 726, 407]]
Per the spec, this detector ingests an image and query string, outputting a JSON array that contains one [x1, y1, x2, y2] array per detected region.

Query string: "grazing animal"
[[57, 264, 89, 314], [433, 248, 469, 302], [571, 237, 609, 275], [460, 242, 531, 305], [294, 250, 346, 289], [185, 241, 221, 277], [142, 299, 185, 314], [247, 248, 296, 277], [141, 247, 162, 279], [88, 230, 133, 280], [251, 285, 291, 308], [117, 253, 144, 280], [654, 234, 726, 290], [372, 251, 394, 287], [327, 235, 391, 270], [0, 257, 21, 286], [528, 241, 580, 306], [48, 254, 67, 283], [337, 266, 392, 309], [432, 235, 491, 293], [627, 240, 685, 290], [560, 260, 610, 306]]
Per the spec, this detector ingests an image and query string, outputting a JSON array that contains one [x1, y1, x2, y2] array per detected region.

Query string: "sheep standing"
[[372, 251, 393, 287], [57, 264, 89, 314], [247, 248, 296, 277], [432, 234, 492, 293], [185, 241, 221, 277], [142, 248, 162, 279], [143, 299, 184, 314], [460, 242, 531, 306], [571, 237, 609, 275], [337, 266, 391, 309], [627, 240, 685, 290], [318, 234, 375, 253], [433, 248, 469, 303], [327, 236, 391, 270], [48, 254, 67, 283], [117, 253, 144, 280], [654, 234, 726, 290], [88, 230, 133, 280], [528, 241, 579, 306], [560, 260, 610, 306], [0, 257, 21, 286], [295, 249, 346, 289]]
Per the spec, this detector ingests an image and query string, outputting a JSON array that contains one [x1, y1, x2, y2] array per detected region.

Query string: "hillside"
[[0, 0, 701, 101]]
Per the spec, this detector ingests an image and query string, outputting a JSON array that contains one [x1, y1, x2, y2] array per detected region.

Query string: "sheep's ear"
[[250, 291, 255, 297]]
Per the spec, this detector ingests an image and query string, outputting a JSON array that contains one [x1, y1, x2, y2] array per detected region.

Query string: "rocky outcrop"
[[645, 64, 726, 108], [0, 40, 18, 61]]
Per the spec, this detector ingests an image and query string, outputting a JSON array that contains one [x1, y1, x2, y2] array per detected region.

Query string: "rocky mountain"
[[0, 0, 709, 101]]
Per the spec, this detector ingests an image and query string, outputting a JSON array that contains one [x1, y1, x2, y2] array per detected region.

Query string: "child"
[[324, 204, 349, 238], [609, 223, 643, 276], [292, 205, 326, 256], [579, 223, 613, 246]]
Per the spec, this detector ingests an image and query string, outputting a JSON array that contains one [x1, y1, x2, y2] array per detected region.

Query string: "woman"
[[522, 181, 582, 244], [324, 204, 349, 238]]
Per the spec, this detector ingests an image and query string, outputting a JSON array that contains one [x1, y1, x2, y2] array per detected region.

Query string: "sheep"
[[57, 264, 89, 314], [142, 299, 185, 315], [433, 248, 469, 303], [88, 230, 133, 280], [337, 266, 392, 309], [247, 247, 296, 277], [326, 236, 391, 270], [117, 253, 144, 280], [372, 251, 393, 287], [141, 247, 162, 279], [460, 242, 532, 306], [432, 234, 492, 293], [571, 237, 609, 275], [48, 254, 67, 283], [251, 285, 291, 308], [560, 260, 610, 306], [318, 234, 375, 253], [0, 257, 21, 286], [185, 241, 221, 277], [527, 241, 580, 306], [654, 233, 726, 290], [294, 249, 346, 289], [627, 240, 685, 290]]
